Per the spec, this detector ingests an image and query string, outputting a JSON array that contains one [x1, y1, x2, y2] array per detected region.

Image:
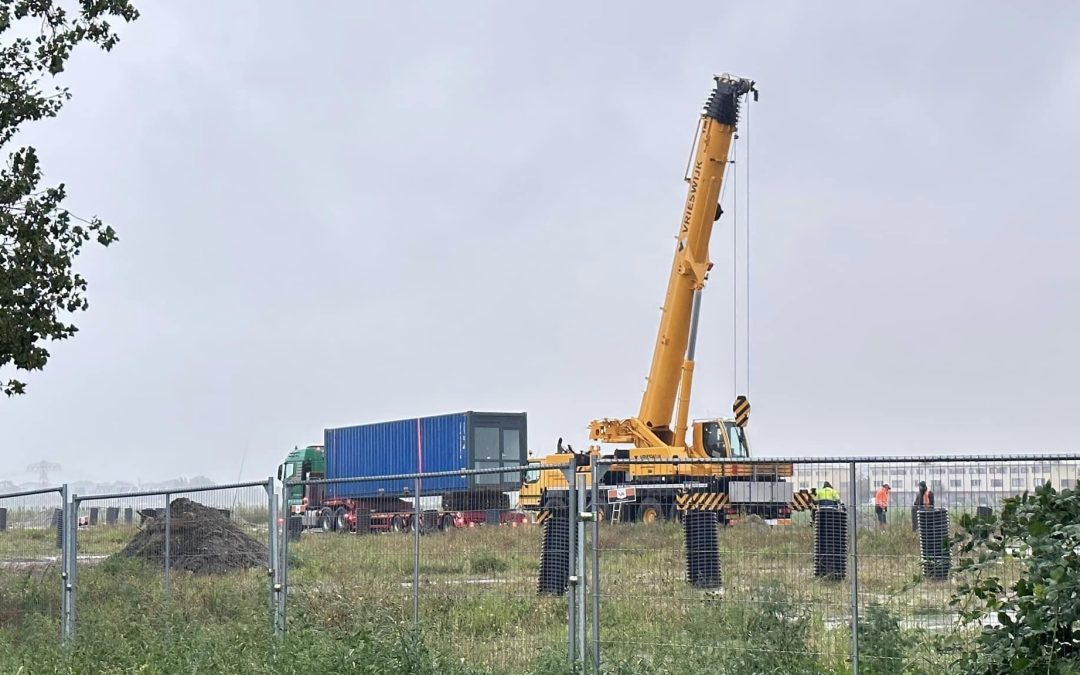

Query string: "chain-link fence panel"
[[590, 458, 852, 674], [283, 472, 418, 637], [854, 457, 1080, 673], [72, 481, 275, 647], [0, 488, 64, 641], [416, 465, 569, 673], [283, 464, 572, 674]]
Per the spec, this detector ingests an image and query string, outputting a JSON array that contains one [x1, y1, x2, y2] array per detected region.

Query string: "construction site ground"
[[0, 512, 994, 673]]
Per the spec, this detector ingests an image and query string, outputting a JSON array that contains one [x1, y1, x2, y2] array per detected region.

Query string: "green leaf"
[[0, 0, 138, 397]]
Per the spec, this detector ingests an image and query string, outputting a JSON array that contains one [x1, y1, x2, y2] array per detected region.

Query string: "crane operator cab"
[[694, 419, 750, 459]]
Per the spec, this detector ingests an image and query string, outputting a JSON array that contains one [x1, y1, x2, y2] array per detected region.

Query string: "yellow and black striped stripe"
[[733, 396, 750, 427], [675, 491, 729, 511], [790, 489, 816, 512], [535, 509, 551, 524]]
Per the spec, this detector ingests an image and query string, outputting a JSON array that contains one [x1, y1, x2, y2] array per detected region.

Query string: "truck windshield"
[[727, 424, 749, 458], [283, 462, 298, 480], [525, 466, 540, 483]]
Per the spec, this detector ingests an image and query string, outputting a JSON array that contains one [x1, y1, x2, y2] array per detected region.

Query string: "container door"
[[468, 414, 527, 492]]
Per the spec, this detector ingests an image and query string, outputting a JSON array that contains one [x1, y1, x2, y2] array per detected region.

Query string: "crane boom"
[[590, 75, 755, 451], [523, 74, 799, 534]]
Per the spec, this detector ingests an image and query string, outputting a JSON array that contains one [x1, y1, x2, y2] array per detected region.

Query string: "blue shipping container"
[[325, 411, 527, 499]]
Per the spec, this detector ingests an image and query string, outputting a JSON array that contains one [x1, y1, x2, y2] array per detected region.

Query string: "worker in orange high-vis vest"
[[911, 481, 935, 531], [874, 483, 891, 529]]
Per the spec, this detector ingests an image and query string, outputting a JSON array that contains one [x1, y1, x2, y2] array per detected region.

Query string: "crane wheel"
[[638, 498, 663, 525]]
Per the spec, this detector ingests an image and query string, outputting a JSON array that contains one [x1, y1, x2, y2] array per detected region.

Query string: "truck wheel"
[[439, 514, 455, 532], [318, 508, 334, 533], [390, 515, 406, 533], [334, 507, 348, 533], [637, 498, 663, 525]]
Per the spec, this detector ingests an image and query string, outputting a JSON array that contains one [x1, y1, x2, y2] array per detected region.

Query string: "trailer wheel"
[[637, 498, 663, 525], [334, 507, 348, 533], [390, 515, 407, 533], [318, 507, 334, 533]]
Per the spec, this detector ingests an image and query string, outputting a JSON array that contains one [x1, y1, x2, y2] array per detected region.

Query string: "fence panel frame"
[[586, 453, 1080, 675], [68, 478, 275, 645], [0, 485, 68, 646], [282, 462, 573, 672]]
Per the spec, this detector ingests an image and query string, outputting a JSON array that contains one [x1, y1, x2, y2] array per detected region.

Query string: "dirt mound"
[[118, 497, 267, 575]]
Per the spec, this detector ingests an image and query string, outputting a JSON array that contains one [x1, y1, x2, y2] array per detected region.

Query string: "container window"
[[501, 429, 521, 461], [475, 426, 500, 461], [475, 461, 500, 484]]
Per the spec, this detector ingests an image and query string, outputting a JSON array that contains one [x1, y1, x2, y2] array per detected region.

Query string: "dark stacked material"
[[684, 510, 722, 589], [118, 498, 266, 575], [537, 509, 570, 595], [917, 508, 950, 580], [813, 506, 848, 580]]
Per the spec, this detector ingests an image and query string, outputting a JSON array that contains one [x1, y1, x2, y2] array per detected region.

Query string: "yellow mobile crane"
[[522, 75, 803, 524]]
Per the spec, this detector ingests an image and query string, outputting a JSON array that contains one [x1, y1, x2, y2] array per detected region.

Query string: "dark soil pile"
[[118, 497, 267, 575]]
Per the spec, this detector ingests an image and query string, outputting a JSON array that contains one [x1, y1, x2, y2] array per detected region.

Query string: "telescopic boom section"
[[636, 75, 754, 445]]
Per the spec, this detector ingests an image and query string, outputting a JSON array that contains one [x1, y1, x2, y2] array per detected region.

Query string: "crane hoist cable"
[[745, 91, 752, 398], [732, 130, 739, 401], [726, 95, 754, 403]]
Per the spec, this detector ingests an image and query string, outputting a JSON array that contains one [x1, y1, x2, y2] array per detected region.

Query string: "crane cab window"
[[701, 421, 729, 458], [726, 423, 749, 459], [525, 463, 540, 484]]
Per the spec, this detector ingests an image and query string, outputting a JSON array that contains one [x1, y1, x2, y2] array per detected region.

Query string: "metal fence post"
[[266, 477, 283, 639], [60, 484, 72, 647], [413, 475, 421, 628], [279, 480, 290, 635], [163, 492, 171, 599], [576, 474, 587, 667], [567, 467, 578, 665], [590, 456, 604, 672], [849, 461, 860, 675], [68, 495, 79, 643]]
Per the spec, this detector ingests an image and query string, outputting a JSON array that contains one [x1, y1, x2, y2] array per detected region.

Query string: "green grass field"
[[0, 514, 987, 674]]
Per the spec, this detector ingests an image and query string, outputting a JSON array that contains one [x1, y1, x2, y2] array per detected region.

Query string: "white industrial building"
[[792, 460, 1079, 507]]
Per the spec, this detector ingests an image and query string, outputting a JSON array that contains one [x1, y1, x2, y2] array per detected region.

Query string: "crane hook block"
[[733, 395, 750, 427]]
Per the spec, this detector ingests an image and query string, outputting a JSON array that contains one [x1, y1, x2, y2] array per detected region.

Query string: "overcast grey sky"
[[2, 2, 1078, 484]]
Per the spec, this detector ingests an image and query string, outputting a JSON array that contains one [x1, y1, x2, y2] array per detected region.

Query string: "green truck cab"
[[277, 445, 324, 514]]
